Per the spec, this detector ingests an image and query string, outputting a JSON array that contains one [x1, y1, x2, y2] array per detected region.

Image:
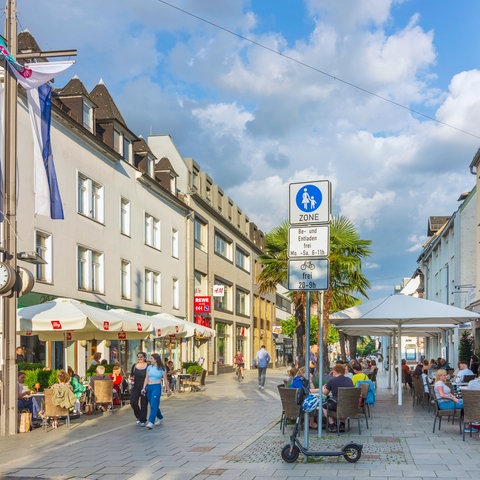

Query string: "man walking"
[[254, 345, 271, 389]]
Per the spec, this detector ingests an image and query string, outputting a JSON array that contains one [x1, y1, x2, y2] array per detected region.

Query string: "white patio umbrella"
[[18, 298, 152, 341], [330, 294, 480, 405], [151, 313, 216, 338]]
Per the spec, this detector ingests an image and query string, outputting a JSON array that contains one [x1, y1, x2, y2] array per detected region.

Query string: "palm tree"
[[258, 216, 371, 367]]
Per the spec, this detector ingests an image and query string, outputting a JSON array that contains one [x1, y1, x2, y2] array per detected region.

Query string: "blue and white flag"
[[27, 84, 64, 219]]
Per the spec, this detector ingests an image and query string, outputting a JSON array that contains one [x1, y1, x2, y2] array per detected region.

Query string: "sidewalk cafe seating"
[[277, 385, 302, 434], [119, 378, 131, 406], [93, 379, 114, 412], [368, 367, 378, 389], [460, 389, 480, 441], [462, 375, 475, 383], [327, 387, 363, 435], [412, 376, 428, 408], [432, 398, 462, 434], [42, 388, 71, 431], [182, 369, 207, 392]]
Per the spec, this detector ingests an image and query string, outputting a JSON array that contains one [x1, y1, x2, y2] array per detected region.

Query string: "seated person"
[[89, 364, 108, 387], [467, 373, 480, 390], [453, 361, 474, 383], [67, 366, 86, 414], [166, 360, 177, 392], [434, 369, 463, 410], [290, 366, 318, 429], [17, 371, 33, 414], [351, 363, 369, 385], [51, 369, 77, 428], [322, 363, 354, 432], [401, 359, 413, 388], [110, 365, 123, 406]]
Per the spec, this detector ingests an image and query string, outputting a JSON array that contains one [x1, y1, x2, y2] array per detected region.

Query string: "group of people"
[[129, 352, 173, 429]]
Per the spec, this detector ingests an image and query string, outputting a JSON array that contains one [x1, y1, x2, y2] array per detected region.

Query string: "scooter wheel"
[[281, 444, 300, 463], [343, 444, 362, 463]]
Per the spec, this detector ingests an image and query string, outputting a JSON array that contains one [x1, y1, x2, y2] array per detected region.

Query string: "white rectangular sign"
[[212, 285, 225, 297], [289, 180, 331, 225], [288, 225, 329, 258], [287, 258, 329, 291]]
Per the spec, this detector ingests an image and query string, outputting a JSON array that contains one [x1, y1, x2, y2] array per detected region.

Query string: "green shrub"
[[23, 368, 59, 391], [186, 365, 203, 375], [17, 362, 44, 371], [182, 361, 199, 371]]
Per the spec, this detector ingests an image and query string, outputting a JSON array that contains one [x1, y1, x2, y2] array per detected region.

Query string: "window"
[[113, 129, 122, 154], [213, 279, 232, 312], [235, 247, 250, 272], [214, 231, 232, 261], [171, 228, 179, 258], [194, 219, 207, 251], [145, 213, 160, 249], [82, 100, 93, 132], [121, 260, 131, 299], [145, 269, 161, 305], [78, 246, 104, 293], [194, 270, 206, 295], [78, 173, 104, 222], [123, 137, 130, 163], [120, 198, 131, 236], [236, 288, 250, 316], [35, 230, 52, 282], [172, 277, 179, 309]]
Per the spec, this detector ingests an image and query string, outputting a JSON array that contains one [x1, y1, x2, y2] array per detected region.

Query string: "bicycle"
[[235, 363, 245, 382]]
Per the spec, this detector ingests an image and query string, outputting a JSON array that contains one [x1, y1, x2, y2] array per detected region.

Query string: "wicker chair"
[[327, 387, 362, 435], [460, 389, 480, 441], [277, 386, 302, 434], [412, 376, 427, 407], [93, 379, 114, 412], [42, 388, 71, 430], [369, 367, 378, 389], [357, 382, 369, 429], [432, 398, 462, 434]]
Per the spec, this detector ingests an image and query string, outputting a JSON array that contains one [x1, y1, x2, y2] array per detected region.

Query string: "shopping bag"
[[19, 409, 32, 433]]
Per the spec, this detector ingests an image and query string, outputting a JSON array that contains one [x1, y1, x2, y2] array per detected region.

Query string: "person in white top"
[[467, 373, 480, 390], [453, 361, 474, 383]]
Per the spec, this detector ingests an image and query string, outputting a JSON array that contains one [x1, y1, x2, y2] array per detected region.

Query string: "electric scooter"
[[281, 412, 363, 463]]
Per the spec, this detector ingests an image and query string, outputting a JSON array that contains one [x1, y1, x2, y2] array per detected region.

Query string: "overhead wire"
[[157, 0, 480, 140]]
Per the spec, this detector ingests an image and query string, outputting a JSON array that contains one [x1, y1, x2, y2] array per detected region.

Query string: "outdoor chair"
[[460, 389, 480, 441], [182, 369, 207, 392], [327, 387, 362, 435], [93, 379, 114, 412], [432, 398, 462, 434], [357, 382, 369, 429], [427, 382, 436, 413], [412, 376, 427, 407], [369, 367, 378, 389], [42, 388, 71, 431], [277, 386, 302, 434], [119, 378, 131, 406]]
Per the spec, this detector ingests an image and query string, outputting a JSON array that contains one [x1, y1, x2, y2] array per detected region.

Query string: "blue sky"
[[12, 0, 480, 300]]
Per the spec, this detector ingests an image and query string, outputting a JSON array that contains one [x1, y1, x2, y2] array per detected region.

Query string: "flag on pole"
[[27, 84, 64, 219], [0, 36, 73, 220]]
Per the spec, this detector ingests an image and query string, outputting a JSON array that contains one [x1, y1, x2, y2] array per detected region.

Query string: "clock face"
[[0, 262, 16, 294]]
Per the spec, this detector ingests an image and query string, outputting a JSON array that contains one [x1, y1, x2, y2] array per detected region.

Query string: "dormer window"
[[123, 137, 131, 163], [82, 100, 94, 132], [147, 157, 154, 177], [113, 129, 123, 155]]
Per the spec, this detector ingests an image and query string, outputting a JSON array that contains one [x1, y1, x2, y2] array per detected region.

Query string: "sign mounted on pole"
[[288, 258, 329, 291], [289, 180, 331, 225], [288, 225, 329, 258]]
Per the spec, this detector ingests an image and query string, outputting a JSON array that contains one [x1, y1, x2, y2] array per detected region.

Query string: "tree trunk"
[[339, 331, 347, 361], [294, 293, 305, 366], [348, 335, 358, 361]]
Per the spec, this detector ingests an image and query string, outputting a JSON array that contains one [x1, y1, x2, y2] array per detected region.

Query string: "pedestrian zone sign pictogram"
[[289, 180, 331, 225]]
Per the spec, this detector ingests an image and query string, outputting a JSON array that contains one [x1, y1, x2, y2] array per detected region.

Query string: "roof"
[[58, 77, 90, 97], [89, 82, 127, 128]]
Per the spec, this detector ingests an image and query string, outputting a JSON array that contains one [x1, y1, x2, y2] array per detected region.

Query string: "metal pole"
[[303, 291, 310, 450], [1, 0, 18, 437], [317, 290, 324, 437], [397, 324, 402, 406]]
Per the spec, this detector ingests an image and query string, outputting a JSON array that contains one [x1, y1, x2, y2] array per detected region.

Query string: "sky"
[[11, 0, 480, 300]]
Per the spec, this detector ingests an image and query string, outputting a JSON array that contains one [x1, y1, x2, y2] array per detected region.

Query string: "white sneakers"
[[145, 422, 154, 429], [154, 418, 163, 426]]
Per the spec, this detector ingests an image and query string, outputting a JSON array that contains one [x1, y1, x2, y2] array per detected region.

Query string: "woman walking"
[[142, 353, 171, 429], [130, 352, 149, 426]]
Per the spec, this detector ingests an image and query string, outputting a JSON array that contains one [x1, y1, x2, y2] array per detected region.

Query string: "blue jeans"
[[438, 399, 463, 410], [257, 367, 267, 387], [146, 384, 163, 424]]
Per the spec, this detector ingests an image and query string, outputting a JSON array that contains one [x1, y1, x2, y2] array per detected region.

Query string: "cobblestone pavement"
[[1, 368, 479, 479]]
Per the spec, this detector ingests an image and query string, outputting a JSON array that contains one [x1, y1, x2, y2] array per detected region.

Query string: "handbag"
[[19, 409, 32, 433]]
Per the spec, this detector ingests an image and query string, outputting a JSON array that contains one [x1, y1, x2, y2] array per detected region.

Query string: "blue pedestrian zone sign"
[[289, 180, 331, 225]]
